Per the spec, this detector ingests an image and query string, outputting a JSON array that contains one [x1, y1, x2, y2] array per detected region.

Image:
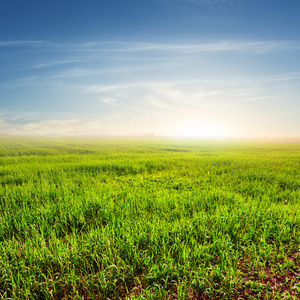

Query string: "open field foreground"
[[0, 137, 299, 299]]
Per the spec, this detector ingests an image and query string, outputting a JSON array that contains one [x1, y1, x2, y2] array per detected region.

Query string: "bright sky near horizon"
[[0, 0, 300, 137]]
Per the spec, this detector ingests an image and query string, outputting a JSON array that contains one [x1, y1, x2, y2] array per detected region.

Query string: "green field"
[[0, 137, 299, 299]]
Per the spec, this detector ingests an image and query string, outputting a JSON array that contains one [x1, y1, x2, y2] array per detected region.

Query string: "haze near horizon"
[[0, 0, 299, 138]]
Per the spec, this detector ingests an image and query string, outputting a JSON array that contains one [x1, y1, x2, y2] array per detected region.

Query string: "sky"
[[0, 0, 300, 138]]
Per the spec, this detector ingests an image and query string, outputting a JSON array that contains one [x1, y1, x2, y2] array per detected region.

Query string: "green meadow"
[[0, 137, 299, 299]]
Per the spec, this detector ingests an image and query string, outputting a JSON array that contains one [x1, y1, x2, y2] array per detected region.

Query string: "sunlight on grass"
[[0, 137, 299, 299]]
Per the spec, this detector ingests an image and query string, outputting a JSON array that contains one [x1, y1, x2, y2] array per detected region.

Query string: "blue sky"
[[0, 0, 299, 137]]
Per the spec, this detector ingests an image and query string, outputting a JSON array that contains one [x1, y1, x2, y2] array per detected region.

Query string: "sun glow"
[[175, 120, 224, 137]]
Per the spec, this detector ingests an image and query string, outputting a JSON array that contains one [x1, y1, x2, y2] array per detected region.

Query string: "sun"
[[175, 120, 223, 137]]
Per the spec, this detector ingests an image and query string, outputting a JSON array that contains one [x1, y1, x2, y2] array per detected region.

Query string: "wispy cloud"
[[226, 96, 279, 105], [84, 76, 283, 120], [1, 38, 299, 137], [260, 73, 300, 82], [0, 118, 95, 136], [51, 65, 158, 79], [75, 40, 299, 55], [0, 114, 149, 136], [29, 59, 89, 69], [87, 82, 152, 93], [0, 76, 41, 88], [52, 68, 97, 78], [0, 40, 65, 48], [1, 39, 298, 54], [101, 97, 117, 106]]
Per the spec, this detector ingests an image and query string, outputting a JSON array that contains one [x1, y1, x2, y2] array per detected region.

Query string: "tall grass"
[[0, 137, 299, 299]]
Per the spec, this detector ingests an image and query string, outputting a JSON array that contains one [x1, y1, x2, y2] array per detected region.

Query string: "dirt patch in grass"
[[122, 250, 299, 299], [234, 250, 300, 299]]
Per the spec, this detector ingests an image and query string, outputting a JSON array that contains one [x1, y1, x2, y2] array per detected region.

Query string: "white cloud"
[[101, 97, 117, 105], [0, 118, 103, 136], [1, 39, 298, 54], [1, 37, 299, 138]]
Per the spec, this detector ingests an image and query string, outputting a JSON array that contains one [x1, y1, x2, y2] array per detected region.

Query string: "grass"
[[0, 136, 299, 299]]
